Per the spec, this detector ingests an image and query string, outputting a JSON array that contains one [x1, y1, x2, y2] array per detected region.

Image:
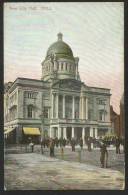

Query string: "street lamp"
[[39, 111, 44, 142]]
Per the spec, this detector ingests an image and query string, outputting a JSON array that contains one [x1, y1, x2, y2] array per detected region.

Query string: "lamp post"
[[39, 111, 44, 142]]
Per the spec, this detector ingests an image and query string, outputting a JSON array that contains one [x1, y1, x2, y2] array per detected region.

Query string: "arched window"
[[28, 105, 33, 118]]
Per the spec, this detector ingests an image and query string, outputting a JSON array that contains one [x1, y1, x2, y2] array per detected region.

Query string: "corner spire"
[[57, 32, 63, 41]]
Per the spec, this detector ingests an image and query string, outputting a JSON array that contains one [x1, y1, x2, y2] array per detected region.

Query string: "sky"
[[4, 2, 124, 114]]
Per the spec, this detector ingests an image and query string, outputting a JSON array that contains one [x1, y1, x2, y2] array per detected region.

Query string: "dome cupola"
[[42, 33, 79, 81], [46, 33, 74, 60]]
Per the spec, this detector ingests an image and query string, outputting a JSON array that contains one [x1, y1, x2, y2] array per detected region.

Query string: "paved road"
[[27, 145, 124, 174], [4, 152, 124, 190], [5, 145, 125, 174]]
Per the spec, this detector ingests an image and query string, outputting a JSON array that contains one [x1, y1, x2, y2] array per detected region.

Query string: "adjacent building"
[[120, 94, 124, 137], [4, 33, 111, 143], [110, 106, 120, 136]]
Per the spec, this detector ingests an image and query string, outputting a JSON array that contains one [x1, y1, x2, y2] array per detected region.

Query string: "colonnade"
[[49, 126, 98, 144], [51, 92, 88, 119]]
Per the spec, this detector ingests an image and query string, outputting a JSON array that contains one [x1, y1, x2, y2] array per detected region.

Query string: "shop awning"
[[23, 127, 41, 135], [4, 127, 15, 134]]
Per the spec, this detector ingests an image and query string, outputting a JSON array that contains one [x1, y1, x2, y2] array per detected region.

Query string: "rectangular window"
[[28, 106, 33, 118], [98, 99, 106, 105], [99, 111, 102, 121], [44, 107, 49, 118]]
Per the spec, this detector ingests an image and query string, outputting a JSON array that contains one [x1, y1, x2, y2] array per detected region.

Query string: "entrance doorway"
[[66, 127, 72, 140], [75, 127, 82, 141]]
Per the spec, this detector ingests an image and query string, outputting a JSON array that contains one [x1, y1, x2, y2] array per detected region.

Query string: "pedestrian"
[[29, 140, 34, 153], [87, 136, 92, 151], [79, 137, 83, 150], [121, 138, 125, 153], [46, 138, 49, 148], [63, 138, 66, 147], [100, 141, 108, 168], [49, 138, 55, 157], [59, 137, 63, 147], [71, 138, 76, 152], [55, 137, 59, 147], [115, 137, 121, 154]]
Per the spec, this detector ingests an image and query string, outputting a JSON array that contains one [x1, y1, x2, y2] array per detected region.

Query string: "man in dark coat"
[[40, 139, 44, 154], [71, 138, 76, 152], [100, 142, 108, 168], [79, 137, 83, 150], [87, 137, 92, 151], [49, 138, 55, 157], [55, 137, 59, 147], [115, 137, 121, 154], [63, 138, 66, 147]]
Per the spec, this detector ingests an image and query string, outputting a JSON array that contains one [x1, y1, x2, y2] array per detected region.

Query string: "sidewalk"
[[4, 152, 125, 190]]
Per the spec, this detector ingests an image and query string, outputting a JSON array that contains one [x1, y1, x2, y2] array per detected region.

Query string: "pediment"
[[52, 79, 82, 91]]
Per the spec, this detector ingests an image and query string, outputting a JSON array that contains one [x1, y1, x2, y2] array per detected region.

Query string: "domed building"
[[41, 33, 80, 81], [4, 33, 111, 144]]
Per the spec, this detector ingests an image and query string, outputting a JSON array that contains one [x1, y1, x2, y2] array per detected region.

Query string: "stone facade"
[[4, 33, 111, 143]]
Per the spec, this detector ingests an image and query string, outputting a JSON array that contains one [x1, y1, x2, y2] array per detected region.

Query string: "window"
[[98, 99, 106, 105], [99, 110, 107, 121], [28, 105, 33, 118], [44, 107, 49, 118], [99, 111, 103, 121], [28, 92, 32, 98], [24, 91, 37, 99]]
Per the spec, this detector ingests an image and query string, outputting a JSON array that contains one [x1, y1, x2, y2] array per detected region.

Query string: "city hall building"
[[4, 33, 111, 144]]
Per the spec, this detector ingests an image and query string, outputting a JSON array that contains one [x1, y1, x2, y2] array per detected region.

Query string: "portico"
[[49, 125, 99, 143], [51, 92, 89, 120]]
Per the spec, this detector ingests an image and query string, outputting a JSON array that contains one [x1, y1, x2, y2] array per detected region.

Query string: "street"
[[4, 145, 125, 190]]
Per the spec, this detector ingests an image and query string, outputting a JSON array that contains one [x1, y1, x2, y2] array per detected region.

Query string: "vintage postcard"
[[4, 2, 124, 190]]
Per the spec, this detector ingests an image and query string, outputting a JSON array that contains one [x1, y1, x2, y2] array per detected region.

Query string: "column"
[[81, 96, 85, 119], [95, 127, 98, 138], [58, 127, 61, 139], [90, 127, 94, 148], [72, 127, 74, 138], [51, 93, 54, 118], [85, 97, 88, 120], [81, 96, 83, 119], [49, 126, 52, 138], [90, 127, 93, 137], [79, 97, 81, 119], [82, 127, 85, 144], [56, 93, 59, 118], [72, 96, 75, 119], [63, 95, 65, 118], [63, 127, 67, 139]]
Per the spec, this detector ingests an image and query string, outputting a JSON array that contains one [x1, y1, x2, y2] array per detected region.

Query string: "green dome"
[[46, 33, 74, 60]]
